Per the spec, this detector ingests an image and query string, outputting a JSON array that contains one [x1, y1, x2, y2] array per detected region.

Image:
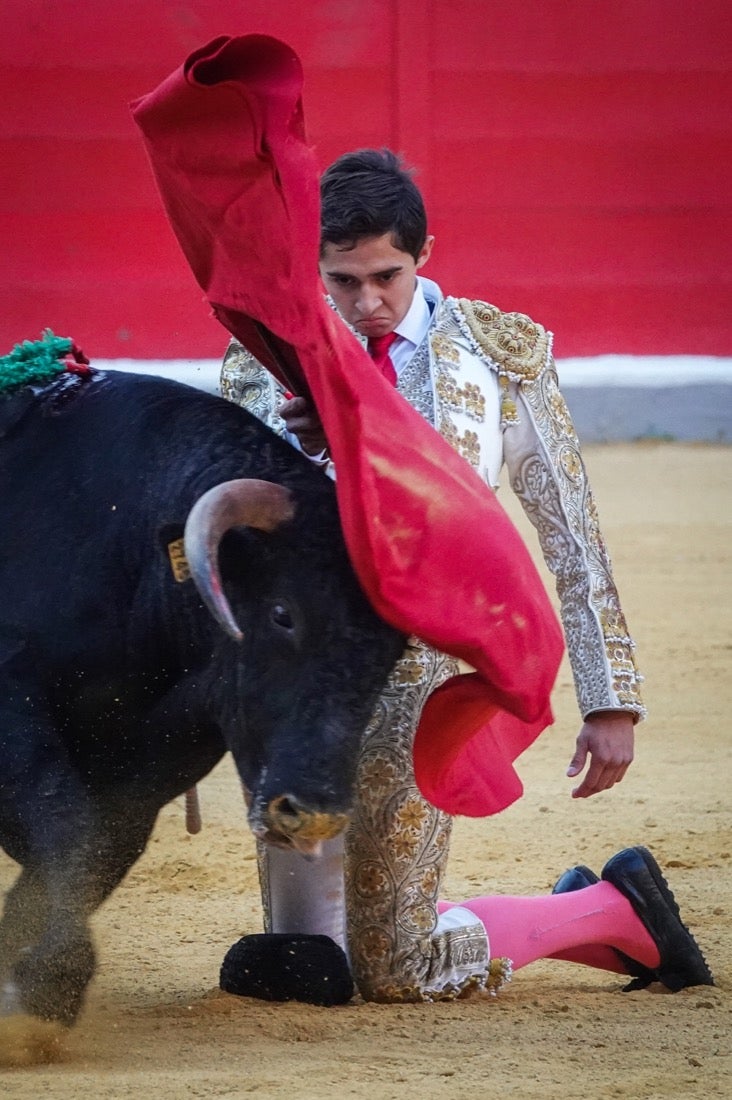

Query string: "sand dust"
[[1, 444, 730, 1098]]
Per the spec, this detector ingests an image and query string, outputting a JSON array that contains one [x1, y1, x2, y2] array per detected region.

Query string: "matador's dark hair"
[[319, 148, 427, 261]]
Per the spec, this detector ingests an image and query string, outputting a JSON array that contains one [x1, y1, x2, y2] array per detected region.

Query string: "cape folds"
[[131, 34, 564, 816]]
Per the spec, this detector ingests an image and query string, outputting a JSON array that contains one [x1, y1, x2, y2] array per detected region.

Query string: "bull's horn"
[[183, 479, 295, 640]]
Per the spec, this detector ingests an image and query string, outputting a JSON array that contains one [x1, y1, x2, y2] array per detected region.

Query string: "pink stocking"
[[439, 883, 660, 973], [549, 945, 628, 974]]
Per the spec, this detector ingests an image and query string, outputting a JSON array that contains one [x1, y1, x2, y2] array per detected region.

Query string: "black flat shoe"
[[220, 933, 354, 1006], [552, 864, 600, 895], [552, 863, 657, 990], [602, 846, 714, 992]]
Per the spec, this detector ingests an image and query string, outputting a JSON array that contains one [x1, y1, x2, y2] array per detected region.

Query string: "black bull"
[[0, 369, 404, 1030]]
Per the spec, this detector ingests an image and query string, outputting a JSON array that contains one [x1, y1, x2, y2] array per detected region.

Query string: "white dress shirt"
[[389, 279, 433, 378]]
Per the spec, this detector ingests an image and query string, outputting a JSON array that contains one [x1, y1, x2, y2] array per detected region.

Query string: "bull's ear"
[[0, 624, 26, 666], [158, 524, 189, 584]]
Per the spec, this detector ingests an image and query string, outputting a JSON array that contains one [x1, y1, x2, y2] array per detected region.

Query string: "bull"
[[0, 364, 404, 1048]]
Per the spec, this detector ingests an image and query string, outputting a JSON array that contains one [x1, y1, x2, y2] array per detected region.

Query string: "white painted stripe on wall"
[[94, 359, 222, 393], [95, 355, 732, 394], [555, 356, 732, 387]]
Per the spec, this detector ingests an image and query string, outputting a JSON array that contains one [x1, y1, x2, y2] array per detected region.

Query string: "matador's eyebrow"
[[324, 264, 404, 279]]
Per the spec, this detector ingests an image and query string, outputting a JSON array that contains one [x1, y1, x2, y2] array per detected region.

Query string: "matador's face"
[[319, 232, 433, 340]]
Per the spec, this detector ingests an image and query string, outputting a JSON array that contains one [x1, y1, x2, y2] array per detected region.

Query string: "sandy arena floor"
[[1, 443, 730, 1098]]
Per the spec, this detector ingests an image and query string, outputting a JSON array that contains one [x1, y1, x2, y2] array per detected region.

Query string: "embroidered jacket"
[[220, 279, 645, 723]]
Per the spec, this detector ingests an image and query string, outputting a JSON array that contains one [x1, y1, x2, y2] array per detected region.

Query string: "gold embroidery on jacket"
[[463, 382, 486, 421], [431, 327, 487, 468], [458, 299, 551, 381], [430, 331, 460, 363], [498, 375, 519, 425], [450, 298, 553, 428]]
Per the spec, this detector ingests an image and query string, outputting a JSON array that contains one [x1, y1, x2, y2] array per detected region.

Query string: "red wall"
[[1, 1, 730, 358]]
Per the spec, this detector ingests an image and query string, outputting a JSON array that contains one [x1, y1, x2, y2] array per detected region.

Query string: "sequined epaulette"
[[456, 299, 552, 383]]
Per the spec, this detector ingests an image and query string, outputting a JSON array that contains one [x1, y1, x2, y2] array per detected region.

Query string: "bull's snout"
[[257, 794, 350, 856]]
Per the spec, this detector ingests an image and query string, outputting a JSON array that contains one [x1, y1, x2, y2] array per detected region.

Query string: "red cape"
[[131, 34, 565, 816]]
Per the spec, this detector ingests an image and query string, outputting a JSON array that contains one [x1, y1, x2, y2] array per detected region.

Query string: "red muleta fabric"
[[131, 34, 565, 817]]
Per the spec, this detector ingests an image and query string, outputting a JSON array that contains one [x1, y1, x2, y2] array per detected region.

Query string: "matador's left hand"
[[566, 710, 635, 799]]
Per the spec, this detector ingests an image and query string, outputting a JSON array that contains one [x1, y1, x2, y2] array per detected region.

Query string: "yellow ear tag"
[[167, 538, 190, 583]]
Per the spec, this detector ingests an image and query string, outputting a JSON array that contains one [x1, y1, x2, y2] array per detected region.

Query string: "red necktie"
[[367, 332, 398, 386]]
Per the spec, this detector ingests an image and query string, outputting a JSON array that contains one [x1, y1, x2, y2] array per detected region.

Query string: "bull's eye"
[[270, 603, 294, 632]]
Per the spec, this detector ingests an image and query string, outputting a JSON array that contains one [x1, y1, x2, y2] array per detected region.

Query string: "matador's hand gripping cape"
[[131, 34, 564, 817]]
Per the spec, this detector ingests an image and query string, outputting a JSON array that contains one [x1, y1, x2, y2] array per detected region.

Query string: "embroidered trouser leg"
[[344, 640, 492, 1001], [257, 639, 493, 1002]]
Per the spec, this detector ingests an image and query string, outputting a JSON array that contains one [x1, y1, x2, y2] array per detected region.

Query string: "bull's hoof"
[[220, 933, 354, 1006], [0, 1013, 67, 1066]]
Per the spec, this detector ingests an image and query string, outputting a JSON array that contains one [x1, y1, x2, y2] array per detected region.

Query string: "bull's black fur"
[[0, 369, 404, 1026]]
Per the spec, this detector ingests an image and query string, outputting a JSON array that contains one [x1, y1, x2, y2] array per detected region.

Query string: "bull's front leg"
[[0, 865, 96, 1023], [0, 692, 105, 1062], [0, 830, 97, 1063]]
